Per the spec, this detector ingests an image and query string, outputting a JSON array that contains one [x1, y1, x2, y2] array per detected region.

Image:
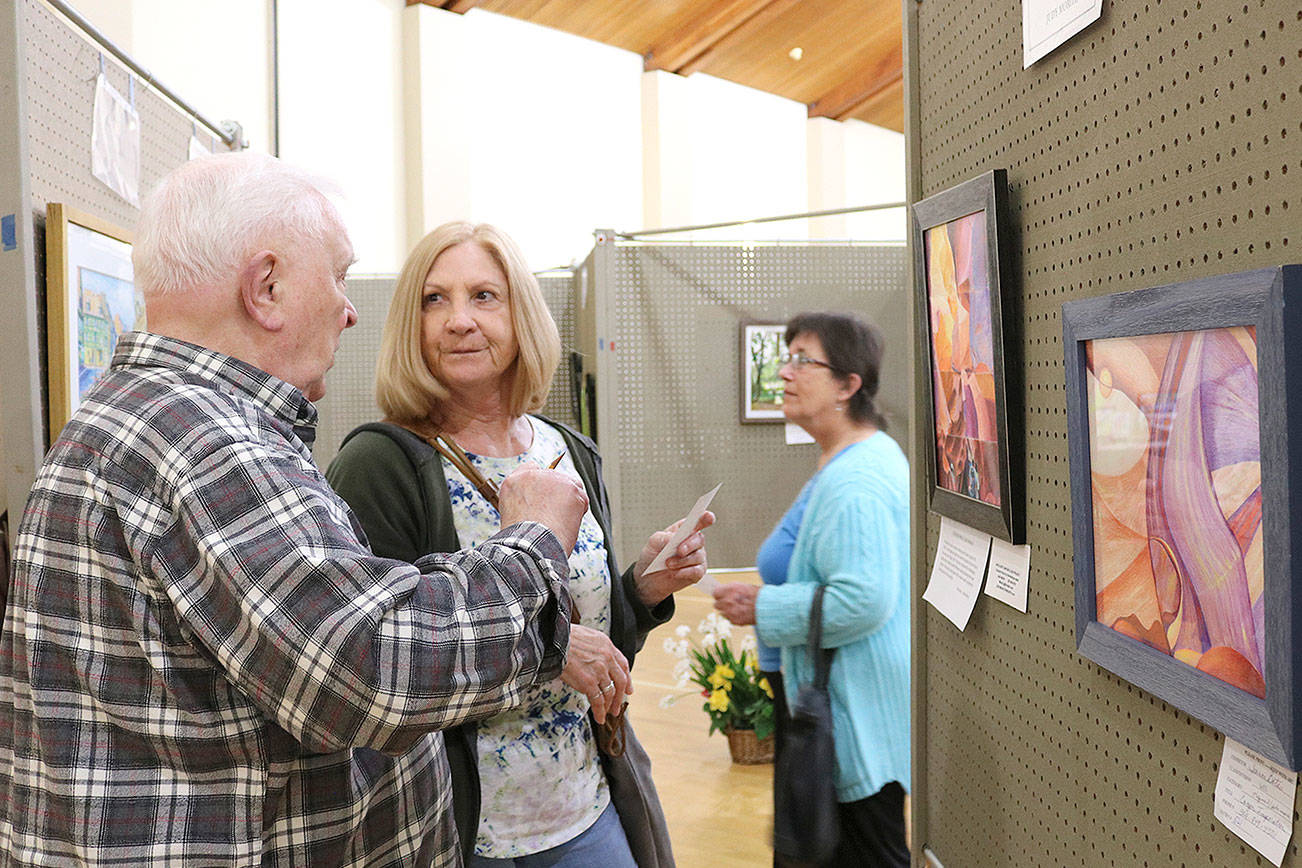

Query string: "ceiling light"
[[788, 47, 803, 61]]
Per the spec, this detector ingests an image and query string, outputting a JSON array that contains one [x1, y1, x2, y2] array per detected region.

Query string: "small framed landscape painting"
[[1063, 265, 1302, 769], [741, 321, 787, 424]]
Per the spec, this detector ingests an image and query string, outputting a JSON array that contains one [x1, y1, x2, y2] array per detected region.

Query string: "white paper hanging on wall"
[[1022, 0, 1102, 68], [922, 516, 992, 631], [784, 423, 815, 445], [188, 135, 212, 161], [91, 73, 141, 205], [984, 537, 1031, 612], [1214, 739, 1296, 866]]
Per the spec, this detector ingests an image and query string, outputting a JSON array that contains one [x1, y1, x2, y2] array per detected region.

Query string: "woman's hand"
[[632, 511, 716, 606], [561, 624, 632, 725], [712, 582, 759, 626]]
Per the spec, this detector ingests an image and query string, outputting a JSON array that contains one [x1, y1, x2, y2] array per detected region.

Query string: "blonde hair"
[[376, 222, 560, 424]]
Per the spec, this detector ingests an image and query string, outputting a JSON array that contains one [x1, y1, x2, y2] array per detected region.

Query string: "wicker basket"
[[724, 727, 775, 765]]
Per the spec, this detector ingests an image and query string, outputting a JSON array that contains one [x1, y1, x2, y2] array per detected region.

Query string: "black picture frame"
[[1063, 265, 1302, 769], [912, 169, 1023, 542]]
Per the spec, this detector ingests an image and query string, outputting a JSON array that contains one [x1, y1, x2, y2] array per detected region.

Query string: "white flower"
[[672, 658, 692, 687], [658, 694, 678, 708], [739, 633, 757, 652], [662, 636, 681, 656], [675, 625, 691, 638]]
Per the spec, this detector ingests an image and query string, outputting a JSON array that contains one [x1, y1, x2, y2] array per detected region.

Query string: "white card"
[[693, 573, 719, 595], [1214, 739, 1297, 866], [922, 517, 992, 631], [784, 423, 815, 445], [984, 537, 1031, 612], [644, 483, 721, 574], [1022, 0, 1102, 67]]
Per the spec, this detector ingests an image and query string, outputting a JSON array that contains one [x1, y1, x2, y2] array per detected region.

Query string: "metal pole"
[[615, 200, 907, 239], [44, 0, 240, 147]]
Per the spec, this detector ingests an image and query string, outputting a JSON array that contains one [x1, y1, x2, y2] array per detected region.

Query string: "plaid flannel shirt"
[[0, 333, 572, 867]]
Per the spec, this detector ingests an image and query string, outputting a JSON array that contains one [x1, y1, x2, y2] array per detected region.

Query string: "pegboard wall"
[[1, 0, 234, 521], [537, 272, 580, 428], [598, 242, 910, 569], [911, 0, 1300, 865], [312, 273, 579, 468]]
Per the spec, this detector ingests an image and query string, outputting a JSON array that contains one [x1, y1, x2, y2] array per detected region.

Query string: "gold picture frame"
[[45, 203, 141, 441]]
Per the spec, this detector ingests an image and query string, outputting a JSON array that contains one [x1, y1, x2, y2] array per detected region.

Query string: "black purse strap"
[[807, 584, 835, 690]]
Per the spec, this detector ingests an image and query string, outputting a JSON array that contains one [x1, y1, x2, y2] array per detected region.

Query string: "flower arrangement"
[[661, 612, 775, 740]]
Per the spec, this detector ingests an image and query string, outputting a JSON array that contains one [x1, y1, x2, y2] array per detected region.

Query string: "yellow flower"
[[747, 655, 759, 672], [759, 677, 773, 699], [707, 663, 735, 691], [708, 688, 730, 712]]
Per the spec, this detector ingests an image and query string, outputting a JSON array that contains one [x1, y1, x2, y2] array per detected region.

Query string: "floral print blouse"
[[443, 417, 612, 858]]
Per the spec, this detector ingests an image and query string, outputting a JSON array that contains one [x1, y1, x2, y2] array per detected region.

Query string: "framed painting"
[[1063, 265, 1302, 769], [740, 321, 787, 423], [45, 203, 141, 439], [912, 169, 1023, 542]]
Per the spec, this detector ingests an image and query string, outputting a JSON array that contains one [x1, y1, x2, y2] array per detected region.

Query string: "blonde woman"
[[327, 222, 712, 867]]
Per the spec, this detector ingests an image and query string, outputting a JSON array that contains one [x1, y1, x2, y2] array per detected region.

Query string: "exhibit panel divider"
[[589, 237, 910, 569], [907, 0, 1299, 864], [0, 0, 236, 522]]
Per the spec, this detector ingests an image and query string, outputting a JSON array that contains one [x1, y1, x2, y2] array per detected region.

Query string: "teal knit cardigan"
[[753, 432, 911, 803]]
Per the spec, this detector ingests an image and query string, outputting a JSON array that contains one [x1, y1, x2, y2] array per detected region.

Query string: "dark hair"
[[785, 311, 887, 429]]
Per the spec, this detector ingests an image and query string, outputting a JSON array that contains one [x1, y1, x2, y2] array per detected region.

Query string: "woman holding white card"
[[327, 221, 713, 867], [713, 311, 910, 867]]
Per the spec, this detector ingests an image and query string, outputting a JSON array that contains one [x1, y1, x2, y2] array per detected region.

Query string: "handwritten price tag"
[[1214, 739, 1297, 866]]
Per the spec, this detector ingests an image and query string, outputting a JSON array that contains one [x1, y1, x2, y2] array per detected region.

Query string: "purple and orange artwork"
[[1086, 326, 1265, 698], [925, 211, 1001, 507]]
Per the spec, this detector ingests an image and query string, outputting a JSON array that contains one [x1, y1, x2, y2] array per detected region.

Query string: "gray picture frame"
[[1063, 265, 1302, 769]]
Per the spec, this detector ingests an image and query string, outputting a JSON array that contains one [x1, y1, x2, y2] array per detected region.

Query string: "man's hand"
[[632, 511, 716, 606], [498, 467, 589, 554]]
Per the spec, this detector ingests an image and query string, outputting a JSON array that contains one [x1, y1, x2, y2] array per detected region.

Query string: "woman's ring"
[[601, 681, 615, 694]]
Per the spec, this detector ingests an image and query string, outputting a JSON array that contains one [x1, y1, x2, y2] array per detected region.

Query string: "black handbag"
[[773, 584, 839, 863]]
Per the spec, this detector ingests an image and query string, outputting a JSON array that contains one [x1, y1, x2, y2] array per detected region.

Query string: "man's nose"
[[343, 297, 358, 328]]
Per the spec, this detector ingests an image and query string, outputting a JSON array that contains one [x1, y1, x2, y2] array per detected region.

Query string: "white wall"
[[64, 0, 272, 157], [56, 1, 906, 267], [409, 7, 643, 271], [643, 70, 809, 241], [277, 0, 407, 273], [808, 117, 907, 242]]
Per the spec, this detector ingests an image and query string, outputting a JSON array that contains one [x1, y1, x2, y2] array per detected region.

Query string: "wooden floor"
[[628, 571, 774, 868]]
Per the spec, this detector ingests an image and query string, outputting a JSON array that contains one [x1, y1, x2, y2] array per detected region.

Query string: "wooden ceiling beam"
[[807, 42, 903, 121], [678, 0, 804, 76], [405, 0, 483, 12], [645, 0, 795, 74]]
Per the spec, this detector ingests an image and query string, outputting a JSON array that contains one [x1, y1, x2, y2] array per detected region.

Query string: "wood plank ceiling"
[[413, 0, 904, 132]]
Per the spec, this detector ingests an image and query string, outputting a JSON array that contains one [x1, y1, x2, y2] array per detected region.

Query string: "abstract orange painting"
[[1086, 327, 1265, 698], [925, 211, 1001, 507]]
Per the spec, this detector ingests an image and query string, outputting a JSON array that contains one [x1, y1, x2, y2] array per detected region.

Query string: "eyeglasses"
[[779, 351, 837, 371]]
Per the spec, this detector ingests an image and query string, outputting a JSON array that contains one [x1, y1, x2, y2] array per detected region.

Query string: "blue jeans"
[[467, 802, 636, 868]]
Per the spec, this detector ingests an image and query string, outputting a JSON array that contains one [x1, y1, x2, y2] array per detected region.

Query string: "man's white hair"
[[133, 152, 341, 296]]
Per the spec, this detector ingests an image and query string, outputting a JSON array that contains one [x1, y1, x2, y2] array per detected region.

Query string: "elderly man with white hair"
[[0, 153, 589, 867]]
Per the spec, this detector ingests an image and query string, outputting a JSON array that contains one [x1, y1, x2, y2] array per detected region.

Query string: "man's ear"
[[239, 250, 285, 331]]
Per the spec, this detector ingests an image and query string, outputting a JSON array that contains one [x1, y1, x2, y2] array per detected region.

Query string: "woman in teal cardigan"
[[714, 312, 910, 867]]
